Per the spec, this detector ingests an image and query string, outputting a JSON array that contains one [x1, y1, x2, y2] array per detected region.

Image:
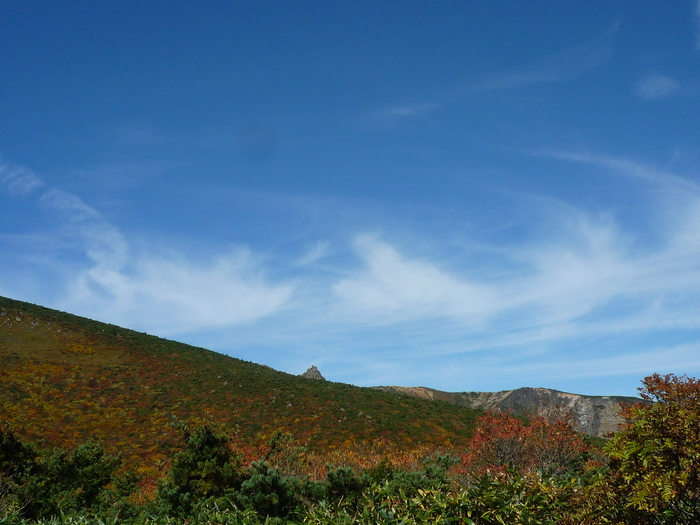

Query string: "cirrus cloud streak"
[[2, 152, 700, 394]]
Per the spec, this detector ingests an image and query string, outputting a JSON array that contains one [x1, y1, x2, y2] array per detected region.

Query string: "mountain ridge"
[[372, 385, 643, 437]]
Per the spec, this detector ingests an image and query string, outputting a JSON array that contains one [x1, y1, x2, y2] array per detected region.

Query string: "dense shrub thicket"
[[1, 373, 699, 524]]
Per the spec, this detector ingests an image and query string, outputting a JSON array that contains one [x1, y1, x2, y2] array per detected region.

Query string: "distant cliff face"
[[472, 387, 642, 437], [374, 385, 644, 437]]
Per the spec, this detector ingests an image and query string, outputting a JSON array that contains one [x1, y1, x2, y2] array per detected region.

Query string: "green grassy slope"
[[0, 296, 480, 476]]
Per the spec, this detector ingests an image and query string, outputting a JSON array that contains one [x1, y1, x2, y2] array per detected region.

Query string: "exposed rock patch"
[[374, 385, 645, 437], [483, 387, 642, 437], [299, 365, 326, 380]]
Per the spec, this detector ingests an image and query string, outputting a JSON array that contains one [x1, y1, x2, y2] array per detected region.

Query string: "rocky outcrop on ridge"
[[299, 365, 326, 380], [373, 385, 644, 437]]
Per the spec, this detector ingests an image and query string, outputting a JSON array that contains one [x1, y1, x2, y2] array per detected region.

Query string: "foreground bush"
[[598, 374, 700, 524], [305, 472, 572, 525], [0, 424, 121, 521]]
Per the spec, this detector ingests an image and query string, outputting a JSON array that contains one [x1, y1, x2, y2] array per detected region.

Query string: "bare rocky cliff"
[[373, 385, 644, 437], [299, 365, 326, 380]]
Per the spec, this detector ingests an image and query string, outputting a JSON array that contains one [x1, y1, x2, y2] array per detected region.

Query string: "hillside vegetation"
[[0, 296, 479, 480], [3, 296, 699, 524], [1, 373, 698, 524]]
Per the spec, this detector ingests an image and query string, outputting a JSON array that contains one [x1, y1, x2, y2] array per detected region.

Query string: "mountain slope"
[[373, 385, 642, 437], [0, 296, 480, 478]]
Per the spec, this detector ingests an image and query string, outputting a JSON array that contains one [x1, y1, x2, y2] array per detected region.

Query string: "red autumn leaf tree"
[[461, 409, 589, 478]]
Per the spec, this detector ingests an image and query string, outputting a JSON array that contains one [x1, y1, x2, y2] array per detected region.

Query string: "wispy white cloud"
[[542, 150, 700, 192], [467, 28, 615, 94], [40, 188, 129, 272], [379, 103, 442, 119], [375, 27, 615, 121], [70, 160, 176, 190], [4, 152, 700, 393], [0, 161, 295, 334], [500, 152, 700, 335], [295, 241, 331, 267], [0, 163, 43, 196], [634, 74, 682, 100], [269, 153, 700, 389], [328, 214, 635, 341], [72, 249, 295, 335], [334, 235, 497, 322]]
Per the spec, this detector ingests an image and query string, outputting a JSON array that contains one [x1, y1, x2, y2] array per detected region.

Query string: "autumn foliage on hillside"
[[0, 296, 480, 486], [0, 374, 699, 524], [3, 297, 700, 523]]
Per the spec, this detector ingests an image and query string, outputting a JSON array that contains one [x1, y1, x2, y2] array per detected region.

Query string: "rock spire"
[[300, 365, 326, 380]]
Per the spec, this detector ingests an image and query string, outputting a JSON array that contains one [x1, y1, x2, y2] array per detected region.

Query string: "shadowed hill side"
[[0, 296, 480, 479]]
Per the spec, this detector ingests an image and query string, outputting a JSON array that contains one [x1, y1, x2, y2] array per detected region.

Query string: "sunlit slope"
[[0, 296, 479, 472]]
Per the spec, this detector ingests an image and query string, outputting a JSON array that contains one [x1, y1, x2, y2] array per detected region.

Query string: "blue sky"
[[2, 1, 700, 396]]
